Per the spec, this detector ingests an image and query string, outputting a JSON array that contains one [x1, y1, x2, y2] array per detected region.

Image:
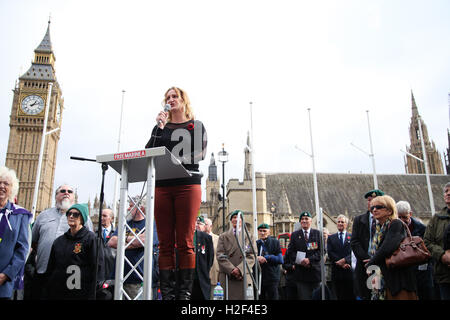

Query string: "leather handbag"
[[385, 219, 431, 269]]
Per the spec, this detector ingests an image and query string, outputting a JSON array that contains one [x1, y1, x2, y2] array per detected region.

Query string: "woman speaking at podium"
[[145, 87, 207, 300]]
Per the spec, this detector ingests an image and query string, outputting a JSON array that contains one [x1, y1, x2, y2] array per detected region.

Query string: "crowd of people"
[[1, 172, 449, 300], [1, 86, 449, 301]]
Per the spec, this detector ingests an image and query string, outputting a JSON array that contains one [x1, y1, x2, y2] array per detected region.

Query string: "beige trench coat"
[[216, 227, 256, 300]]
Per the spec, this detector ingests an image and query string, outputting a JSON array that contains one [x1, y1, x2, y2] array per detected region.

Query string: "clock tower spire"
[[5, 21, 64, 213]]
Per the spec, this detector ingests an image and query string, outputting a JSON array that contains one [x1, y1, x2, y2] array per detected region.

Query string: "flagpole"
[[366, 110, 378, 189], [307, 108, 324, 300], [112, 90, 125, 226], [249, 101, 259, 298], [31, 82, 54, 221]]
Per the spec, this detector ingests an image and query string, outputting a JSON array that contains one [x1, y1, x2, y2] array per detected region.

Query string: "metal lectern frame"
[[96, 147, 191, 300]]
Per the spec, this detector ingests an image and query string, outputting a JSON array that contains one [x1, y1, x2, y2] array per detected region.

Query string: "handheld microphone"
[[158, 104, 172, 126]]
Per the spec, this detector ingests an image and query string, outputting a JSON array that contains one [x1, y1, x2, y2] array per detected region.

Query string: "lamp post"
[[218, 144, 229, 232]]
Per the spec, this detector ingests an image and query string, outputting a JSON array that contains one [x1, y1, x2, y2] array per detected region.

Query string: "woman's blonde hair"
[[163, 87, 194, 121], [372, 195, 398, 220]]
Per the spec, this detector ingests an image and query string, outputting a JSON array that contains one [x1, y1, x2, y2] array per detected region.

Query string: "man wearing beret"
[[350, 188, 384, 300], [216, 210, 256, 300], [286, 211, 322, 300], [256, 223, 283, 300]]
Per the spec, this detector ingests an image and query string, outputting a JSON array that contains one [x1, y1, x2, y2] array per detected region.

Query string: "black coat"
[[350, 211, 372, 298], [327, 232, 353, 281], [367, 219, 417, 296], [45, 226, 102, 300], [256, 236, 283, 285], [287, 228, 321, 283], [194, 230, 214, 299]]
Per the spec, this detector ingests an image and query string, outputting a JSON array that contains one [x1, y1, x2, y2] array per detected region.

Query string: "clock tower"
[[5, 21, 64, 213]]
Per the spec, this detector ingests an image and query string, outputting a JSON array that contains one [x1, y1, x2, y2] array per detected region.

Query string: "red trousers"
[[154, 184, 201, 270]]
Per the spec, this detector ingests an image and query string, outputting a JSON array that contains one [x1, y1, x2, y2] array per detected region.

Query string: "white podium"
[[96, 147, 191, 300]]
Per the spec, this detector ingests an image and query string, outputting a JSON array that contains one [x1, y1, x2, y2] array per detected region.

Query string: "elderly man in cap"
[[216, 210, 256, 300], [286, 211, 322, 300], [256, 223, 283, 300], [350, 188, 384, 300]]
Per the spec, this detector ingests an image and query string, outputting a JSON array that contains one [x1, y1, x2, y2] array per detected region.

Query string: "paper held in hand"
[[295, 251, 306, 264]]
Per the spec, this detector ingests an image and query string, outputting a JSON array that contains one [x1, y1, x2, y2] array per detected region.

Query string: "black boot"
[[177, 268, 195, 300], [159, 269, 176, 300]]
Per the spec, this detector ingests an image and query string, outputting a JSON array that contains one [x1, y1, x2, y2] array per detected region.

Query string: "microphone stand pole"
[[70, 156, 108, 299]]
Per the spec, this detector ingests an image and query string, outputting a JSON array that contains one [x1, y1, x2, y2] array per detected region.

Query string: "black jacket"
[[45, 226, 102, 300], [367, 219, 417, 296], [350, 211, 372, 298], [194, 230, 214, 299], [256, 237, 283, 285], [287, 228, 321, 282], [327, 232, 353, 281]]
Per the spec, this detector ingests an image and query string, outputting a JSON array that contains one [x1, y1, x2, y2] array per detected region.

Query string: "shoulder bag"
[[385, 219, 431, 269]]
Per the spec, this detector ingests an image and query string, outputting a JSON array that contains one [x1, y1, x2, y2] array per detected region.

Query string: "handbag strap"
[[397, 219, 413, 239]]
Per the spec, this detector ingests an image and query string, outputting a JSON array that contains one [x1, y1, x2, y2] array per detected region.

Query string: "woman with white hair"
[[0, 166, 32, 299]]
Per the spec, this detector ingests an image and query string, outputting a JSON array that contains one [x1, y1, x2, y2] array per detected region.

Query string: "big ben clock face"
[[21, 95, 45, 115]]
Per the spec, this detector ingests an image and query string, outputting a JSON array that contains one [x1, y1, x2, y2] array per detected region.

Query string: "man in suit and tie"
[[350, 189, 384, 300], [327, 214, 354, 300], [216, 210, 256, 300], [99, 208, 116, 281], [286, 211, 322, 300], [101, 209, 115, 243]]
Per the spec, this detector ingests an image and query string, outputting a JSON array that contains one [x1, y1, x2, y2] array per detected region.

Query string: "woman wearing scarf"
[[0, 166, 32, 299], [365, 195, 418, 300]]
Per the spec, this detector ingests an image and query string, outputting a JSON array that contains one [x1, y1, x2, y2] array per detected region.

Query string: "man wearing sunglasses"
[[30, 184, 94, 299], [350, 188, 384, 300]]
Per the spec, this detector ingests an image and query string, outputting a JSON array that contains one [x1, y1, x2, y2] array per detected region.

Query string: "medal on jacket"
[[201, 245, 205, 254], [307, 242, 318, 250], [73, 243, 82, 254]]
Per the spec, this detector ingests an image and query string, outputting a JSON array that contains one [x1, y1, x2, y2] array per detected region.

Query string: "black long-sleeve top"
[[145, 119, 207, 187]]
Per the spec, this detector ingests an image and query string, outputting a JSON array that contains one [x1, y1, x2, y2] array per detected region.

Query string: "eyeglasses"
[[370, 205, 386, 211], [66, 211, 81, 218], [59, 189, 74, 194]]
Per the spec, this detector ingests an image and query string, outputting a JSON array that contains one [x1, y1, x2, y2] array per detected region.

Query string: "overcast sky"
[[1, 0, 449, 208]]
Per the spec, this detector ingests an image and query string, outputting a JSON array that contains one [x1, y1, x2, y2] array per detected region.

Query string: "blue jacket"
[[0, 201, 32, 298], [256, 236, 283, 285]]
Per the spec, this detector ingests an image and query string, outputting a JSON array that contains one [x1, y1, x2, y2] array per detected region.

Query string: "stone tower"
[[5, 21, 64, 212], [405, 91, 444, 174]]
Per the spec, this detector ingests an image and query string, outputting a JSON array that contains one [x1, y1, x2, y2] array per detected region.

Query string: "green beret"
[[197, 215, 205, 224], [364, 189, 385, 199], [229, 210, 242, 220], [258, 223, 270, 230], [299, 211, 312, 221], [67, 203, 89, 225]]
